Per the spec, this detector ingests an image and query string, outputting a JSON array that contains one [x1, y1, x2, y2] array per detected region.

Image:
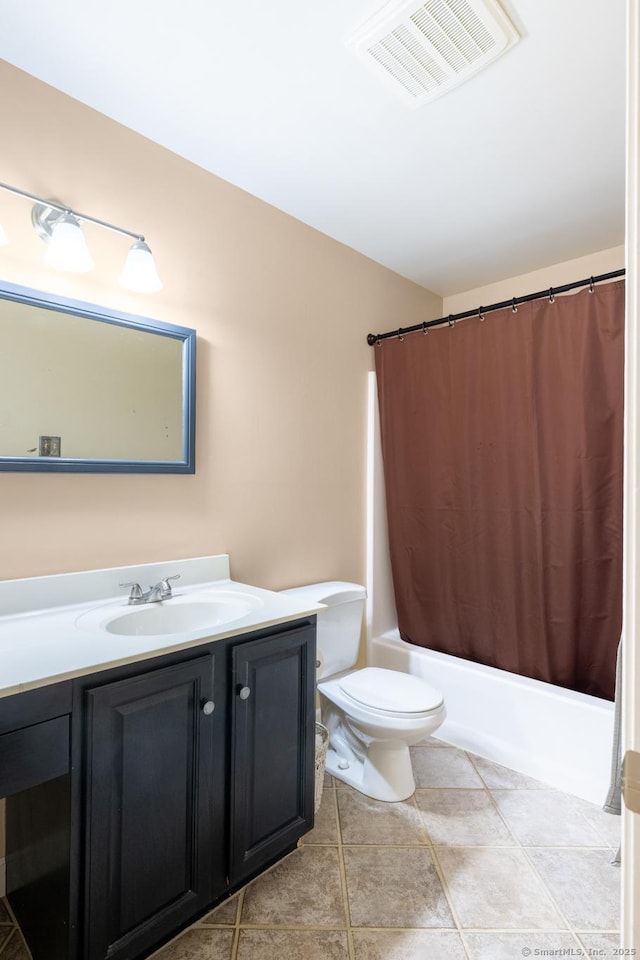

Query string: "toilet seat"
[[338, 667, 443, 716]]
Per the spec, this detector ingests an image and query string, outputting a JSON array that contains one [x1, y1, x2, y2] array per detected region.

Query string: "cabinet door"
[[230, 623, 315, 881], [83, 654, 223, 960]]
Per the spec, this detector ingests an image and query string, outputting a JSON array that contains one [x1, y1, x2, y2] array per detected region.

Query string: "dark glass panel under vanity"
[[1, 682, 73, 960], [0, 617, 316, 960]]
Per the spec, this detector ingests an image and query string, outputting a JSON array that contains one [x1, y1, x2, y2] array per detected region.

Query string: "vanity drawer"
[[0, 715, 70, 797], [0, 681, 72, 736]]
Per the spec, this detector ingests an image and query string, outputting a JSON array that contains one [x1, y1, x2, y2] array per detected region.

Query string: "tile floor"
[[0, 739, 622, 959]]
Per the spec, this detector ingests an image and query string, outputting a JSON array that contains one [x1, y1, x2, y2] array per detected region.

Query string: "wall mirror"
[[0, 281, 196, 473]]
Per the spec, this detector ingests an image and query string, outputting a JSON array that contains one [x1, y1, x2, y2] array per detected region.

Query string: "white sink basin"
[[76, 591, 262, 637]]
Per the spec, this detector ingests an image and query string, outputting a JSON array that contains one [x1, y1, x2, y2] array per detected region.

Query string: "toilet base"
[[325, 741, 416, 802]]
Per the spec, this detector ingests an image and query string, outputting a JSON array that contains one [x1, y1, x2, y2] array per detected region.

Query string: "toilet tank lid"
[[280, 581, 366, 605]]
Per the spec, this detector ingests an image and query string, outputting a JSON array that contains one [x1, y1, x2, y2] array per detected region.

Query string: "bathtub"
[[370, 629, 616, 805]]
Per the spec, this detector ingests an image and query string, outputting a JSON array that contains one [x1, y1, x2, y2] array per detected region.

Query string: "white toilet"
[[281, 581, 446, 802]]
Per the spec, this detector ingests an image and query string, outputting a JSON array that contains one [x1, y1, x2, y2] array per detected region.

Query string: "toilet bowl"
[[280, 582, 446, 802], [319, 667, 445, 801]]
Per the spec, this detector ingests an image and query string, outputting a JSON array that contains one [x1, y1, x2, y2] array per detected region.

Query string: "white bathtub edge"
[[371, 630, 616, 805]]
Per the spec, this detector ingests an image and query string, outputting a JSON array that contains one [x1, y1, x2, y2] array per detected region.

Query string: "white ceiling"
[[0, 0, 626, 296]]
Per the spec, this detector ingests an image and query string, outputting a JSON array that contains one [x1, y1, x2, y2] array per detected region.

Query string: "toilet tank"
[[280, 581, 366, 679]]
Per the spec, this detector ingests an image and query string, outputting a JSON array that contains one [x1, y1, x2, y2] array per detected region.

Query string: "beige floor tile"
[[567, 796, 622, 850], [333, 778, 350, 789], [492, 790, 605, 846], [237, 929, 348, 960], [337, 790, 425, 845], [343, 846, 454, 928], [410, 747, 484, 788], [436, 847, 565, 930], [303, 789, 340, 844], [469, 755, 547, 789], [527, 848, 620, 931], [200, 894, 240, 925], [149, 928, 235, 960], [353, 929, 467, 959], [4, 765, 623, 959], [419, 736, 450, 748], [415, 788, 515, 846], [464, 931, 580, 959], [576, 932, 621, 952], [0, 931, 30, 960], [241, 846, 345, 926]]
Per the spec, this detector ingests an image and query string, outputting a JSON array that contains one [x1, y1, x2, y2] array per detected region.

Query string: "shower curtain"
[[375, 282, 624, 700]]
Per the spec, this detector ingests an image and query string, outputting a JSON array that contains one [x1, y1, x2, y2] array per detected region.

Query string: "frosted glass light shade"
[[44, 213, 95, 272], [0, 223, 8, 246], [118, 240, 163, 292]]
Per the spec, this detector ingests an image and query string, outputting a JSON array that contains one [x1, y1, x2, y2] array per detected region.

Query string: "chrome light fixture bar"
[[0, 181, 162, 292]]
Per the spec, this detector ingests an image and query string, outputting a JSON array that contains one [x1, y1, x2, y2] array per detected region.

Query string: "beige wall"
[[0, 62, 442, 590]]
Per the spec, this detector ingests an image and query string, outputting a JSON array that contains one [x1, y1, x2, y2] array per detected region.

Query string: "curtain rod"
[[366, 268, 626, 346]]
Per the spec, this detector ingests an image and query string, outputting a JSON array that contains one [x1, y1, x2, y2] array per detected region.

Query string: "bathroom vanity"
[[0, 556, 321, 960]]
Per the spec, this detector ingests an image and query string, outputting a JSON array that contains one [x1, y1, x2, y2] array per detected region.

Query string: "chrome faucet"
[[120, 574, 181, 605]]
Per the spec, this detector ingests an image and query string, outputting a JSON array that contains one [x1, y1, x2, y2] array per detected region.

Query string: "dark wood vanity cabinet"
[[230, 626, 316, 882], [3, 617, 316, 960], [83, 654, 226, 960]]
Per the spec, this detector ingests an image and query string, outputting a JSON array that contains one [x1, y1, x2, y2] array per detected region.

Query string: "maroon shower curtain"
[[375, 282, 624, 700]]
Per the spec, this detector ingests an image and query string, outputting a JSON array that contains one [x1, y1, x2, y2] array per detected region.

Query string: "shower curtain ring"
[[422, 322, 429, 335], [549, 287, 555, 303], [512, 297, 518, 313], [589, 276, 595, 293], [397, 327, 405, 341], [448, 315, 455, 328], [478, 306, 485, 322]]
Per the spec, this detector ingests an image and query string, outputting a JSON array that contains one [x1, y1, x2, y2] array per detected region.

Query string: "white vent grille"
[[347, 0, 519, 106]]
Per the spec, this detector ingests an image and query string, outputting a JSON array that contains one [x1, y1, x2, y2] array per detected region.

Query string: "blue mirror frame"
[[0, 280, 196, 473]]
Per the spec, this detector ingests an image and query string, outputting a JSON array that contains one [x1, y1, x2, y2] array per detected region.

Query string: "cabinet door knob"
[[201, 700, 215, 716], [239, 686, 251, 701]]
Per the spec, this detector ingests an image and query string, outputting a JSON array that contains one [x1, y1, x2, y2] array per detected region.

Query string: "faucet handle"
[[159, 574, 181, 598], [120, 581, 144, 601]]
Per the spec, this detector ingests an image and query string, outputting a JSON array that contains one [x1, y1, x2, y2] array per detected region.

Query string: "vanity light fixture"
[[0, 182, 162, 292], [36, 208, 96, 273]]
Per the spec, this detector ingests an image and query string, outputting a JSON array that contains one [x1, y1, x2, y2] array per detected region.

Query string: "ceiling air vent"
[[347, 0, 520, 106]]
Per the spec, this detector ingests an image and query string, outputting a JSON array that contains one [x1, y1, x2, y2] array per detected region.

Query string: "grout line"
[[426, 845, 474, 960], [411, 791, 472, 957], [519, 842, 598, 943], [564, 793, 622, 851], [230, 887, 246, 960], [3, 928, 33, 960], [232, 923, 349, 930], [225, 922, 617, 932], [0, 928, 15, 955], [334, 786, 356, 960], [338, 840, 615, 851]]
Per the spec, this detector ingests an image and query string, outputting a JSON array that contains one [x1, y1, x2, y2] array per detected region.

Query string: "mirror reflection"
[[0, 283, 196, 473]]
